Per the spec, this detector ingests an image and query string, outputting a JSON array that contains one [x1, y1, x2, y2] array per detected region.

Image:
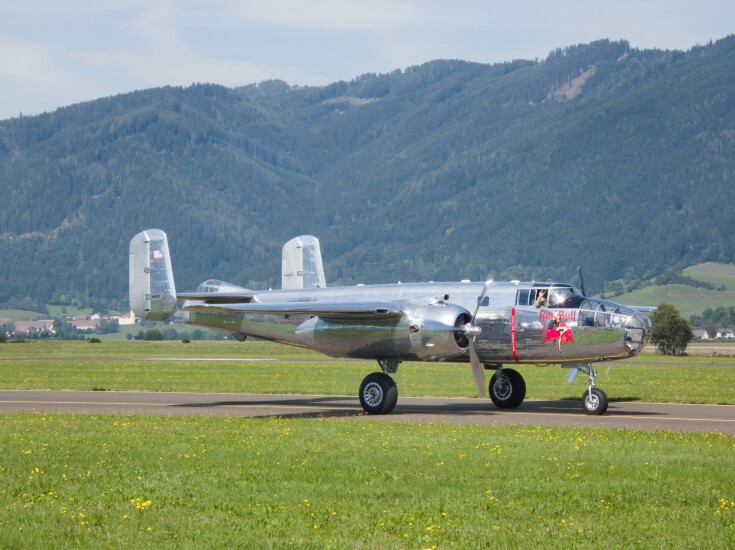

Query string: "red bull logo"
[[539, 309, 576, 322]]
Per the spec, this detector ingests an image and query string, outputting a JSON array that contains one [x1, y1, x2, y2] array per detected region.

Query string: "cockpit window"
[[196, 279, 226, 293], [547, 285, 582, 308]]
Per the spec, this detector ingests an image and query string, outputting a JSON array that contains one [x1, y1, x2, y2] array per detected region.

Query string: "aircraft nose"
[[623, 310, 652, 354]]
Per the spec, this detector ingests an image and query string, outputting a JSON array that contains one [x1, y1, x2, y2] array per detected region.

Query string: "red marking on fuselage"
[[511, 307, 519, 362]]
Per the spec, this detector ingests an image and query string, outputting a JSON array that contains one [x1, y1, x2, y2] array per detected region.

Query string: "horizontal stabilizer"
[[629, 305, 658, 313], [177, 292, 256, 304]]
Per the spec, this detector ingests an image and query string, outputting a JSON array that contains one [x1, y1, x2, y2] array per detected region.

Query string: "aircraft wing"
[[182, 300, 404, 321], [177, 292, 256, 304]]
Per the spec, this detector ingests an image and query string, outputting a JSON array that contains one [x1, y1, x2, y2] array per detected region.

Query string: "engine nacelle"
[[407, 303, 472, 360], [291, 302, 472, 361]]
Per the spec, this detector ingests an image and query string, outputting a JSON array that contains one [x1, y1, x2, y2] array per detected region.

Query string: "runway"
[[1, 390, 734, 433]]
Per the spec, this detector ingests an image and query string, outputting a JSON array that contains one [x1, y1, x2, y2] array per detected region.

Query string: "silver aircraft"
[[130, 229, 653, 416]]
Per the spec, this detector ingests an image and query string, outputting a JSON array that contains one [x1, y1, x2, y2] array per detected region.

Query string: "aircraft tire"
[[582, 387, 608, 415], [489, 369, 526, 409], [359, 372, 398, 415]]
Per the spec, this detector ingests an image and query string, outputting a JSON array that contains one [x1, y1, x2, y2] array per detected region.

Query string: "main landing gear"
[[359, 372, 398, 415], [488, 368, 526, 409], [358, 359, 399, 415]]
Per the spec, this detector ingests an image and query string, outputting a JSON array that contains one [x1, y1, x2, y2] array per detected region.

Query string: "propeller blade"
[[566, 367, 580, 385], [471, 279, 493, 322], [470, 339, 486, 397], [467, 279, 492, 397]]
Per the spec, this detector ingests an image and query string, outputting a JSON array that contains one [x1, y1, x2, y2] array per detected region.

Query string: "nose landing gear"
[[576, 364, 609, 415]]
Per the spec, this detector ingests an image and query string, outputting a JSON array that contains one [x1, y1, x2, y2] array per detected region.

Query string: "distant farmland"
[[612, 262, 735, 319]]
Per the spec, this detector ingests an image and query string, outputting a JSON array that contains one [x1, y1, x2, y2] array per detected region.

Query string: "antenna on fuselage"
[[576, 266, 587, 296]]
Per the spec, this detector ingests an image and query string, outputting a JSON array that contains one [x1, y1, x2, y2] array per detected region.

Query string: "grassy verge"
[[2, 341, 735, 404], [1, 414, 733, 548], [0, 340, 315, 359]]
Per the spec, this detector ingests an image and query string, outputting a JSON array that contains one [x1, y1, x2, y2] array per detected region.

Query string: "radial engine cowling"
[[407, 303, 472, 361]]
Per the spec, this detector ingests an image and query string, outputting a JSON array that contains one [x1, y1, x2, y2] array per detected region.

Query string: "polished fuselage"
[[183, 281, 650, 365]]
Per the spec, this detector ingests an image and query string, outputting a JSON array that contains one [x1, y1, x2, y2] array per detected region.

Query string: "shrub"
[[650, 303, 694, 355]]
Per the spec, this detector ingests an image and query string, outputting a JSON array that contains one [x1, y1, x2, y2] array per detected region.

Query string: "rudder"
[[129, 229, 177, 320], [281, 235, 326, 289]]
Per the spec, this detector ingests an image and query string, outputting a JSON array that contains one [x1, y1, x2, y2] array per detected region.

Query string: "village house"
[[68, 319, 99, 331], [715, 328, 735, 339], [13, 320, 55, 333], [116, 311, 136, 326]]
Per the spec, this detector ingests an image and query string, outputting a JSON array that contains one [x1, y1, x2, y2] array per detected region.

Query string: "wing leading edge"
[[182, 300, 404, 321]]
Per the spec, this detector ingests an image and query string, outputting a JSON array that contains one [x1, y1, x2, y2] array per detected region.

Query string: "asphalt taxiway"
[[1, 390, 734, 433]]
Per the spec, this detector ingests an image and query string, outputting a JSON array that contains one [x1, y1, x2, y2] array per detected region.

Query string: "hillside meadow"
[[609, 284, 735, 320], [684, 263, 735, 292], [606, 261, 735, 319]]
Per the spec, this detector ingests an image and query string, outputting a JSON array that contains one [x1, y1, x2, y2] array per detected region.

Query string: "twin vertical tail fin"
[[281, 235, 326, 289], [129, 229, 177, 321]]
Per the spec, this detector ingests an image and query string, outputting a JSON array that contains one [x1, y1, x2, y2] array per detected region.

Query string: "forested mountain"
[[1, 37, 734, 311]]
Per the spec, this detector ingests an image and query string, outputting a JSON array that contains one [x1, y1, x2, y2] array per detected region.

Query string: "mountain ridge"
[[1, 37, 734, 310]]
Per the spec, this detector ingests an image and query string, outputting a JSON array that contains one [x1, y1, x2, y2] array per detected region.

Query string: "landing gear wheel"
[[489, 369, 526, 409], [582, 387, 608, 415], [359, 372, 398, 415]]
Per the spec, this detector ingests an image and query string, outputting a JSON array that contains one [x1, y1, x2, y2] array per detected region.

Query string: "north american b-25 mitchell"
[[130, 229, 653, 416]]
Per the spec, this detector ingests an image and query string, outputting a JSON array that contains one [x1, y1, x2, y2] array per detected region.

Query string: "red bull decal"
[[541, 310, 575, 350], [539, 309, 577, 322]]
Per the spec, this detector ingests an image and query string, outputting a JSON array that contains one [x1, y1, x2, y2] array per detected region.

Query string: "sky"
[[1, 0, 733, 120]]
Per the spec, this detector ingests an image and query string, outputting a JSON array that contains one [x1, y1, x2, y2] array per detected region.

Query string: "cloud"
[[193, 0, 421, 32], [78, 48, 326, 89], [1, 0, 734, 119], [0, 36, 84, 117]]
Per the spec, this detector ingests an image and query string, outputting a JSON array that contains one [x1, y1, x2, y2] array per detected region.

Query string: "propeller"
[[466, 279, 493, 397]]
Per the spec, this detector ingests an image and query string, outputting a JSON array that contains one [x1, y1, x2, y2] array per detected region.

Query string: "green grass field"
[[1, 341, 734, 547], [1, 414, 733, 548], [2, 341, 735, 404]]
